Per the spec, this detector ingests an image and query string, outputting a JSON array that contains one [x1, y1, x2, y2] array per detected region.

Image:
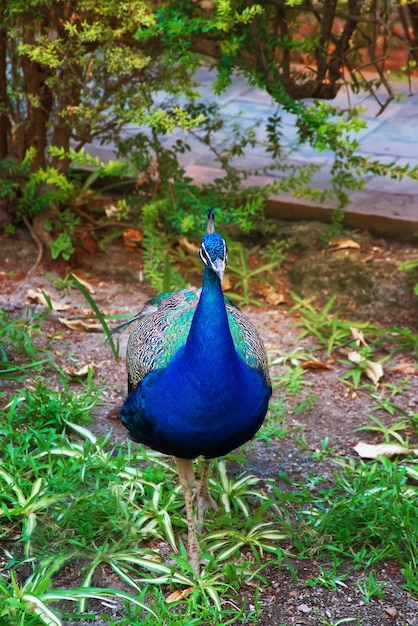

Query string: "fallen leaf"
[[365, 360, 384, 386], [221, 275, 232, 291], [347, 350, 363, 364], [261, 285, 286, 306], [165, 590, 183, 604], [350, 326, 368, 347], [27, 289, 70, 311], [165, 587, 194, 603], [65, 363, 95, 378], [391, 359, 417, 375], [354, 442, 418, 459], [104, 204, 119, 219], [123, 229, 143, 249], [384, 607, 398, 619], [178, 236, 199, 256], [70, 273, 96, 294], [301, 360, 331, 370], [347, 350, 384, 385], [328, 238, 361, 251], [193, 0, 215, 9], [59, 318, 102, 332]]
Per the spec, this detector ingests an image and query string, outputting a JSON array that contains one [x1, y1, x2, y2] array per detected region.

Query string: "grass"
[[1, 300, 418, 625], [0, 309, 53, 382], [70, 273, 120, 360], [225, 242, 277, 306], [293, 293, 418, 358]]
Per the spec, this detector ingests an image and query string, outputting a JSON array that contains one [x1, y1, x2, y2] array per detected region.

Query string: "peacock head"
[[199, 209, 228, 282]]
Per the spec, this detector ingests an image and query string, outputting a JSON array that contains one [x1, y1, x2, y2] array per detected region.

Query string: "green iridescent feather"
[[125, 288, 270, 390]]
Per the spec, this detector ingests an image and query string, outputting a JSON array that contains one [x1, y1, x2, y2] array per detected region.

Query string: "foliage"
[[356, 570, 388, 603], [1, 292, 418, 622], [297, 455, 418, 569], [141, 226, 188, 294], [399, 256, 418, 297], [138, 0, 416, 103], [292, 292, 417, 359], [70, 273, 120, 360], [0, 308, 46, 361], [0, 308, 284, 623], [226, 243, 276, 306], [0, 309, 51, 381], [1, 0, 418, 270]]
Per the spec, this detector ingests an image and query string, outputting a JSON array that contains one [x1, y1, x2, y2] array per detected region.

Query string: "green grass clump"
[[1, 289, 418, 624], [0, 309, 52, 381], [302, 457, 418, 564], [0, 367, 282, 624]]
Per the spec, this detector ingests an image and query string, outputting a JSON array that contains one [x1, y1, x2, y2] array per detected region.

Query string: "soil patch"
[[1, 219, 418, 625]]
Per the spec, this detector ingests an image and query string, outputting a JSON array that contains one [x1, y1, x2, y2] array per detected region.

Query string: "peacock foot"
[[193, 485, 219, 530], [185, 527, 209, 573], [188, 549, 208, 574]]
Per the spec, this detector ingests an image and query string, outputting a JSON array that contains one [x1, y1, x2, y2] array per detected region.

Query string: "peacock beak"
[[212, 258, 225, 282]]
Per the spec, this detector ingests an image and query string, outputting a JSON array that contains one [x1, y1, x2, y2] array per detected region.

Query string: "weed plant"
[[1, 300, 418, 624], [0, 313, 285, 623], [226, 243, 276, 306], [0, 309, 52, 382], [293, 293, 418, 357]]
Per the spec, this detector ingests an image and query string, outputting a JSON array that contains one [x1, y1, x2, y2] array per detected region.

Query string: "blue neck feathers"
[[185, 267, 237, 367]]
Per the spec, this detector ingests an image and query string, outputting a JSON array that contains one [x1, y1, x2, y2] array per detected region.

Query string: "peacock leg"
[[196, 458, 219, 529], [174, 457, 200, 568]]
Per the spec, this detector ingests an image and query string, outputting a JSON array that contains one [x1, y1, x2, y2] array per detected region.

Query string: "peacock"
[[119, 209, 272, 567]]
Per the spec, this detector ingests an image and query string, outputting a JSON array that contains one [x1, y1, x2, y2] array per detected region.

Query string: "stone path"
[[89, 68, 418, 239]]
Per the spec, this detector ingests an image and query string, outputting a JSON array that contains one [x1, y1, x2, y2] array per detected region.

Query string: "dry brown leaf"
[[193, 0, 215, 9], [365, 360, 384, 385], [392, 359, 417, 375], [354, 442, 418, 459], [347, 350, 362, 364], [165, 590, 183, 604], [301, 360, 331, 370], [347, 350, 383, 386], [71, 272, 96, 294], [349, 326, 368, 347], [65, 363, 95, 378], [178, 236, 199, 256], [328, 238, 361, 251], [123, 229, 143, 249], [256, 284, 286, 305], [59, 317, 102, 332], [264, 286, 285, 306], [384, 607, 398, 619], [104, 204, 119, 219], [27, 289, 70, 311], [266, 292, 286, 306], [165, 587, 194, 604]]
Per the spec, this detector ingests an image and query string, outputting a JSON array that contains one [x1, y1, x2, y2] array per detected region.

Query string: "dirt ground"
[[1, 219, 418, 626]]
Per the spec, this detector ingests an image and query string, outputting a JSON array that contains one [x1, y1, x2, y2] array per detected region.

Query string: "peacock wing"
[[126, 288, 200, 389], [226, 304, 271, 385]]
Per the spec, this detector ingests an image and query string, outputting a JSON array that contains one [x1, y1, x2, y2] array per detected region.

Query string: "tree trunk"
[[50, 2, 82, 172], [51, 75, 82, 172], [0, 8, 9, 160], [400, 2, 418, 66], [20, 26, 54, 170]]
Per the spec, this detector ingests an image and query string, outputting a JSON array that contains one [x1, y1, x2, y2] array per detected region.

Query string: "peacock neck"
[[184, 266, 237, 366]]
